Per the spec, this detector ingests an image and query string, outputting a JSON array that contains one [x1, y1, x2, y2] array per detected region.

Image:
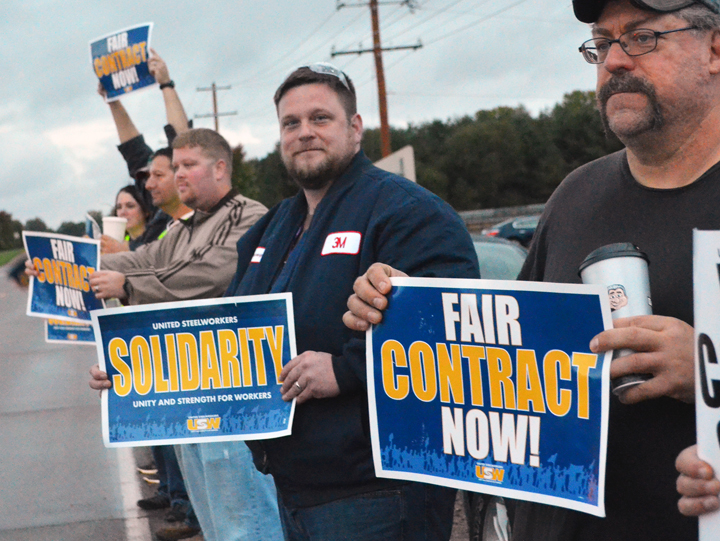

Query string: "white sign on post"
[[693, 230, 720, 539]]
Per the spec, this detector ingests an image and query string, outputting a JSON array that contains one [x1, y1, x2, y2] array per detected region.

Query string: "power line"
[[334, 0, 421, 157], [230, 9, 338, 86], [335, 3, 409, 50], [354, 0, 529, 91], [195, 83, 237, 132], [423, 0, 530, 46], [232, 9, 367, 88], [214, 9, 370, 127], [382, 0, 471, 43]]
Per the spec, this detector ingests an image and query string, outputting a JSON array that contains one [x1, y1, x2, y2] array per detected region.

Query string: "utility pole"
[[333, 0, 421, 157], [195, 82, 237, 132]]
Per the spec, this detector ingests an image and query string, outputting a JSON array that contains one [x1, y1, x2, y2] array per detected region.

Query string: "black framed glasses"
[[579, 26, 698, 64]]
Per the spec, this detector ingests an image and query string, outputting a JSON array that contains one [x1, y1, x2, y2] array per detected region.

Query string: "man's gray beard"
[[597, 74, 664, 139], [285, 151, 355, 191]]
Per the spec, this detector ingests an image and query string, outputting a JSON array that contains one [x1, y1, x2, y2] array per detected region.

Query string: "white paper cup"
[[102, 216, 127, 242], [579, 243, 652, 396]]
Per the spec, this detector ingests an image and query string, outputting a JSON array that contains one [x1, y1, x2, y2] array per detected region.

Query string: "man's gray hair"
[[676, 4, 720, 31]]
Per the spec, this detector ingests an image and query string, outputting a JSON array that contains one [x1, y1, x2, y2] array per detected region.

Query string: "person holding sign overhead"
[[99, 49, 190, 181], [346, 0, 720, 538]]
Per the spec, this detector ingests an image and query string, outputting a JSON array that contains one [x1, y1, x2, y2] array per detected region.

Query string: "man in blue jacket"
[[225, 63, 479, 540]]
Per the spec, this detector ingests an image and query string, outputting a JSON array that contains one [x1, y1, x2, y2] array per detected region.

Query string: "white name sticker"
[[321, 232, 361, 256], [251, 247, 265, 263]]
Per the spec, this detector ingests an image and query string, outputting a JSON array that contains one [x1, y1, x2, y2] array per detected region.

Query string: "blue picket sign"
[[90, 23, 155, 101], [367, 277, 612, 517], [92, 294, 297, 448]]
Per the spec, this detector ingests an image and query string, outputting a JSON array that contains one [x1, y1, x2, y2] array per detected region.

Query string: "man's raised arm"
[[99, 82, 141, 144], [148, 49, 190, 141]]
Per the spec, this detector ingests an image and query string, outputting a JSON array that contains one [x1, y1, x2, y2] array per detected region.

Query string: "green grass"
[[0, 249, 23, 266]]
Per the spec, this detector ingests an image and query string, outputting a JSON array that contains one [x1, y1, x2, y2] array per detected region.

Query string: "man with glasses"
[[499, 1, 720, 539], [225, 63, 479, 540], [345, 0, 720, 538]]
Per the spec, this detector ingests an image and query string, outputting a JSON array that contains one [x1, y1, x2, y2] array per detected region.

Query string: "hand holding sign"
[[88, 270, 127, 300], [147, 48, 170, 85], [676, 444, 720, 516], [89, 364, 112, 392], [343, 262, 407, 330], [25, 258, 38, 278]]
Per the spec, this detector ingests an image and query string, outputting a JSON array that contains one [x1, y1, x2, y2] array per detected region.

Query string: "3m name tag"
[[321, 232, 361, 256], [251, 247, 265, 263]]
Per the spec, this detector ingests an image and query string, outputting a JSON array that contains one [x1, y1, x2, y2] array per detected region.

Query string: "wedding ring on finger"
[[294, 381, 303, 392]]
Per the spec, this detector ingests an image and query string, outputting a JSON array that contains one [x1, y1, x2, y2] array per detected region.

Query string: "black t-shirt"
[[511, 150, 719, 540]]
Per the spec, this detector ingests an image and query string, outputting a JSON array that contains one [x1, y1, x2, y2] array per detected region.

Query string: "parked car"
[[481, 214, 541, 247], [472, 235, 527, 280]]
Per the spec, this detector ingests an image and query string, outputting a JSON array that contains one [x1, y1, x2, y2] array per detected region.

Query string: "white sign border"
[[45, 320, 96, 346], [92, 293, 297, 448], [693, 230, 720, 538], [24, 231, 102, 324]]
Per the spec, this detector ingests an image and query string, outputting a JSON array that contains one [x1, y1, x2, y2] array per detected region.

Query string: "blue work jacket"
[[226, 151, 479, 507]]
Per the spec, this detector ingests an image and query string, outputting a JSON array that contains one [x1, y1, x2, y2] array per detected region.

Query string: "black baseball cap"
[[573, 0, 720, 23]]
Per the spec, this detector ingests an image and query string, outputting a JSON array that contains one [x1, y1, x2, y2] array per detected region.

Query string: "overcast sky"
[[0, 0, 597, 229]]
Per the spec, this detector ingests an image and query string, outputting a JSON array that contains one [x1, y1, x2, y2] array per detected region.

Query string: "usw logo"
[[187, 417, 221, 431], [476, 464, 505, 483]]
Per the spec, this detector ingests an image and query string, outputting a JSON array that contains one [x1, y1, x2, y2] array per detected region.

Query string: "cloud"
[[45, 119, 117, 179], [0, 0, 599, 228], [220, 121, 279, 159]]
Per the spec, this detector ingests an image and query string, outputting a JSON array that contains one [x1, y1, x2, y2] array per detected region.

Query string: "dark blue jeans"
[[152, 445, 189, 505], [278, 483, 456, 541]]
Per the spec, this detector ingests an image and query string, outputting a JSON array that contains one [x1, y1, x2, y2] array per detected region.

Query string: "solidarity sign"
[[46, 319, 94, 345], [367, 277, 612, 517], [24, 232, 103, 323], [92, 294, 296, 447], [90, 23, 155, 101]]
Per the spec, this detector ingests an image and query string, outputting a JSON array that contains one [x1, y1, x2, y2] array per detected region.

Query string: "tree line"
[[233, 90, 624, 211], [1, 90, 622, 251], [0, 212, 93, 251]]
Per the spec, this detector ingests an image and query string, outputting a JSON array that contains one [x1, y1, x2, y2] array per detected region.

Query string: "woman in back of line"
[[102, 185, 152, 253]]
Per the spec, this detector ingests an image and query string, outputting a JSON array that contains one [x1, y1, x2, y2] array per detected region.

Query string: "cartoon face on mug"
[[608, 284, 628, 311]]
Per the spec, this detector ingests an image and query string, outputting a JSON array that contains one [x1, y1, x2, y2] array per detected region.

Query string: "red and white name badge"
[[321, 232, 362, 256], [251, 247, 265, 263]]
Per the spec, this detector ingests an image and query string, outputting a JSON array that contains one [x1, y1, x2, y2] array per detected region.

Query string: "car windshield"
[[473, 241, 526, 280], [513, 216, 540, 229]]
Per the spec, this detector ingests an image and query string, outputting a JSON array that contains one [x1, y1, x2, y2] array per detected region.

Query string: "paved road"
[[0, 272, 154, 541], [0, 267, 473, 541]]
